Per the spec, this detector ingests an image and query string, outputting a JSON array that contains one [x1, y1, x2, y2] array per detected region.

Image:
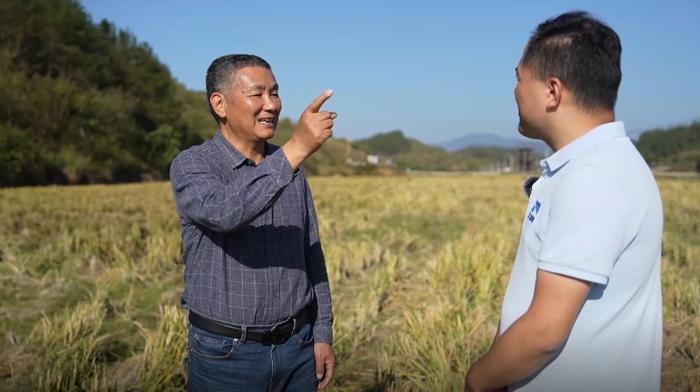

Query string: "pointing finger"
[[305, 90, 333, 113]]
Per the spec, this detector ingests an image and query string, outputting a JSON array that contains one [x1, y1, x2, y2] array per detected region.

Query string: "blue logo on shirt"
[[528, 200, 541, 222]]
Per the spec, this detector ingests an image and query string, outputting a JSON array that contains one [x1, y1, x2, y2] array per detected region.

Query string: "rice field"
[[0, 175, 698, 391]]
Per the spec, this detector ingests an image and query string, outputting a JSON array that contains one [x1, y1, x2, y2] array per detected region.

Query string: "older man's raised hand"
[[283, 90, 336, 170]]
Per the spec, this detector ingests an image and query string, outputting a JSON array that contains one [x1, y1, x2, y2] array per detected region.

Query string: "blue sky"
[[80, 0, 700, 143]]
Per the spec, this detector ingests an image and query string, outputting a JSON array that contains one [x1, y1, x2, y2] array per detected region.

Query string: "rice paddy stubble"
[[0, 176, 697, 391]]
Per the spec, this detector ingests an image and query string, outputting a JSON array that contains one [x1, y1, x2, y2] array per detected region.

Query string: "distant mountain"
[[353, 130, 481, 171], [438, 133, 547, 152]]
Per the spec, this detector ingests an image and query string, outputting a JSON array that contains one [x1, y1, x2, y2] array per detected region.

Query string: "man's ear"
[[545, 77, 563, 113], [210, 92, 226, 119]]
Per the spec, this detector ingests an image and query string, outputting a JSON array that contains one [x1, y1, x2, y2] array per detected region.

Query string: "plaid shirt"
[[169, 131, 333, 343]]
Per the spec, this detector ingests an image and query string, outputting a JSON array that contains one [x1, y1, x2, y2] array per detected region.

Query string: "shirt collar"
[[213, 130, 271, 168], [539, 121, 627, 176]]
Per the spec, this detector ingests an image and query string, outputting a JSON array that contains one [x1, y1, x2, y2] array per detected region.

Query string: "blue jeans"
[[187, 322, 317, 392]]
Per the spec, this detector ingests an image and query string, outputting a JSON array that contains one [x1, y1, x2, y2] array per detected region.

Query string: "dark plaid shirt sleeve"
[[303, 173, 334, 343], [170, 147, 294, 232]]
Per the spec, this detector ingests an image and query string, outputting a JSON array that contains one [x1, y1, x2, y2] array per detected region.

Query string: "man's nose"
[[263, 94, 279, 111]]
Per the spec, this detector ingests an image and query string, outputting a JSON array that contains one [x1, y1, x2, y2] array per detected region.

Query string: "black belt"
[[188, 308, 311, 345]]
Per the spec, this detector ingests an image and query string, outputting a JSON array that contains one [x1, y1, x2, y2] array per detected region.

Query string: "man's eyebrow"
[[245, 83, 279, 91], [515, 67, 519, 77]]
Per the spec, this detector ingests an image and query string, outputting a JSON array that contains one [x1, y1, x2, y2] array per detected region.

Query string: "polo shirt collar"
[[213, 130, 272, 168], [539, 121, 627, 176]]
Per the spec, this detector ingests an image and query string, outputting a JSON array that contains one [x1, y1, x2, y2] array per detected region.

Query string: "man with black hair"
[[466, 11, 663, 392], [170, 54, 336, 391]]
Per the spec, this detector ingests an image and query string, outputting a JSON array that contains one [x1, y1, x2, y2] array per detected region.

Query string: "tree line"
[[0, 0, 212, 186], [635, 121, 700, 172]]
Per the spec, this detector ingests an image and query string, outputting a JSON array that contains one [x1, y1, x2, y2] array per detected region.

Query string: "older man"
[[170, 54, 336, 391]]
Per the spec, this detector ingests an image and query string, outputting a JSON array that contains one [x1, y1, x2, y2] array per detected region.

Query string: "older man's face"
[[222, 66, 281, 142]]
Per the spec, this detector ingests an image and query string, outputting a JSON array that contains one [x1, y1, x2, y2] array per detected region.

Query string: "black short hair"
[[522, 11, 622, 112], [205, 54, 272, 122]]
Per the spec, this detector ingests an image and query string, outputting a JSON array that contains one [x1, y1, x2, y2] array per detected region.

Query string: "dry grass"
[[0, 176, 697, 391]]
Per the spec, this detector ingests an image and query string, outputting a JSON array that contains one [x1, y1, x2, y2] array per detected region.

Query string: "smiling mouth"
[[257, 118, 276, 126]]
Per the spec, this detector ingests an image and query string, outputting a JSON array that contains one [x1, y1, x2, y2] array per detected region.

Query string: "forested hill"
[[352, 130, 481, 171], [635, 121, 700, 171], [0, 0, 389, 186], [0, 0, 213, 186]]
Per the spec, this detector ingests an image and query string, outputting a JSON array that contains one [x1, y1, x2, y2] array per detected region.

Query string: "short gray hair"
[[205, 54, 272, 122]]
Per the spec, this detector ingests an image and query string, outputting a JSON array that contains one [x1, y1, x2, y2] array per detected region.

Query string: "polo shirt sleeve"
[[537, 165, 637, 285]]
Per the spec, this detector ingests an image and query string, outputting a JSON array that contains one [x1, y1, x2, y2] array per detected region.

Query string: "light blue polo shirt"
[[500, 121, 663, 392]]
